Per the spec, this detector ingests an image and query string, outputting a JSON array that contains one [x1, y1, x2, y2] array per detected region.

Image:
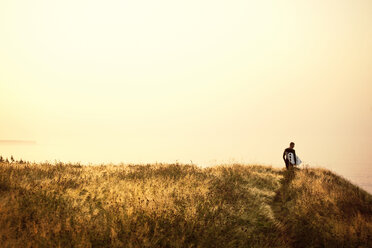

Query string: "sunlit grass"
[[0, 162, 371, 247]]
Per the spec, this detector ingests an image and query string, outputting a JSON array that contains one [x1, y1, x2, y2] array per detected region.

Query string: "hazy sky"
[[1, 0, 371, 174]]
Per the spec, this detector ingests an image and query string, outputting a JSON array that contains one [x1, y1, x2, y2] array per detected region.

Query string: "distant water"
[[281, 159, 372, 195], [1, 142, 371, 194], [344, 174, 372, 194], [328, 161, 372, 195]]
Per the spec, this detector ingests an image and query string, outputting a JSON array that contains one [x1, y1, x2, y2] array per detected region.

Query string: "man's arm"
[[293, 150, 297, 164], [283, 150, 286, 161]]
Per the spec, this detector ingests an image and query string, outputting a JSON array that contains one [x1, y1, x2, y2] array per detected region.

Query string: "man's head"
[[290, 142, 295, 149]]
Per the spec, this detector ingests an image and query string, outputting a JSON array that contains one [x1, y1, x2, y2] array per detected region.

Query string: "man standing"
[[283, 142, 297, 170]]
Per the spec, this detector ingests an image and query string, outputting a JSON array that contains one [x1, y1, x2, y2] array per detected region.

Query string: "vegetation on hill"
[[0, 162, 371, 247]]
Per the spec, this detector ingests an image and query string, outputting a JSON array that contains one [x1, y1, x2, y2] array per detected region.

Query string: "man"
[[283, 142, 297, 170]]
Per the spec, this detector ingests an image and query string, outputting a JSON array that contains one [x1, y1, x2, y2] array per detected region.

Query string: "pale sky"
[[1, 0, 371, 175]]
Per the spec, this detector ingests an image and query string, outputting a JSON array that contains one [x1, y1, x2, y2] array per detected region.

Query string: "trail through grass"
[[0, 162, 371, 247], [271, 167, 372, 247], [271, 169, 296, 247]]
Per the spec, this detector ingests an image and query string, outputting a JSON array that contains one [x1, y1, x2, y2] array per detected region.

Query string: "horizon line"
[[0, 140, 37, 145]]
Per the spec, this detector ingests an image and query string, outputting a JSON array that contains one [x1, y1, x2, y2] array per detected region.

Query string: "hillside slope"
[[0, 162, 371, 247]]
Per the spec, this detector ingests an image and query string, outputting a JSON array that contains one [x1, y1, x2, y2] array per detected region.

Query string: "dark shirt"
[[283, 148, 297, 164]]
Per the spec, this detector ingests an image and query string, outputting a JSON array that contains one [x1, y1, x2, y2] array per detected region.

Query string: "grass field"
[[0, 162, 371, 247]]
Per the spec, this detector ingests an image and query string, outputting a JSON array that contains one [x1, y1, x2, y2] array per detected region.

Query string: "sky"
[[0, 1, 371, 178]]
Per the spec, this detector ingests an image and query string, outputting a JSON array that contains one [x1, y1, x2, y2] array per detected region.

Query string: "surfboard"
[[288, 152, 302, 165]]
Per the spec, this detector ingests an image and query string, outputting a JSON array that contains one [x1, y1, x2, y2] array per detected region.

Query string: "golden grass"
[[0, 162, 371, 247], [275, 167, 372, 247]]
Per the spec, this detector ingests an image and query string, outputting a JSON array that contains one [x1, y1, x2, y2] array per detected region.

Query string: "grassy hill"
[[0, 162, 371, 247]]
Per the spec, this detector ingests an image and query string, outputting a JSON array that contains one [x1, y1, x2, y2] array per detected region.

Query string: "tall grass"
[[275, 167, 372, 247], [0, 162, 371, 247]]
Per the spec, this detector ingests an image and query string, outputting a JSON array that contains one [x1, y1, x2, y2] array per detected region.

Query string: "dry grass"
[[274, 167, 372, 247], [0, 162, 371, 247]]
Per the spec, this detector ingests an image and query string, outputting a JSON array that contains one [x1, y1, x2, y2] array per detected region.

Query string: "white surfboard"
[[288, 152, 302, 165]]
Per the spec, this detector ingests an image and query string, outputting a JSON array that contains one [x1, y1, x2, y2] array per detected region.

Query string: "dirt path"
[[270, 169, 297, 247]]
